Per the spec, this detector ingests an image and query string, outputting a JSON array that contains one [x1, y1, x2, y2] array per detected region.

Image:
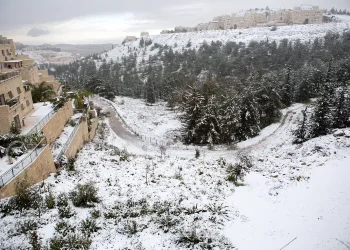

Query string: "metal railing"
[[26, 105, 58, 135], [0, 138, 47, 187], [55, 115, 84, 162]]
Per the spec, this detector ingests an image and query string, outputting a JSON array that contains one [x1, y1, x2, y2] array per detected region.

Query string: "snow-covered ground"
[[113, 96, 181, 144], [102, 16, 350, 65], [17, 50, 77, 64], [1, 95, 349, 249], [51, 113, 83, 158], [21, 102, 54, 135]]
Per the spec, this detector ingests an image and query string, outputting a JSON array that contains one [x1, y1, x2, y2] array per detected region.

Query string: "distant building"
[[164, 5, 324, 34], [122, 36, 137, 44], [140, 31, 149, 36]]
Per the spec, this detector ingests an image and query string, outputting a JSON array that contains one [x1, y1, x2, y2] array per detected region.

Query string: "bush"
[[227, 153, 252, 186], [10, 123, 21, 135], [80, 218, 100, 236], [16, 219, 38, 235], [66, 158, 76, 171], [49, 234, 92, 250], [270, 26, 277, 31], [176, 228, 234, 249], [28, 231, 42, 250], [9, 177, 41, 213], [45, 192, 56, 209], [58, 205, 75, 219], [56, 193, 69, 207], [156, 214, 179, 233], [68, 119, 77, 127], [69, 183, 99, 207], [90, 209, 101, 218], [195, 149, 200, 158]]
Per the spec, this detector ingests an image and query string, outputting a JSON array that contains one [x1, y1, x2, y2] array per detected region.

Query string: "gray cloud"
[[1, 0, 349, 43], [27, 26, 50, 37]]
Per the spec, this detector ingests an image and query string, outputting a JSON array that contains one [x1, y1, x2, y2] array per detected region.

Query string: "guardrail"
[[0, 138, 47, 187]]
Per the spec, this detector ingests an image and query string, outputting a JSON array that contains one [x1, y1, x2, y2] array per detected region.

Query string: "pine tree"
[[293, 107, 310, 143], [181, 87, 204, 144], [332, 86, 350, 128]]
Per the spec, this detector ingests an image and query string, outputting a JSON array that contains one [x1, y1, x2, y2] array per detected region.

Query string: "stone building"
[[0, 70, 34, 134], [0, 35, 62, 134], [167, 5, 324, 34], [291, 5, 323, 24]]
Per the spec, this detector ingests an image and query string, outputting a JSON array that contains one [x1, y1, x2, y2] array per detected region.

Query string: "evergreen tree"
[[293, 107, 310, 144], [181, 87, 204, 144]]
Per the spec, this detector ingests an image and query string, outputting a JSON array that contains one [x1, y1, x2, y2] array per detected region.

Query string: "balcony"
[[6, 95, 20, 109], [0, 71, 20, 83]]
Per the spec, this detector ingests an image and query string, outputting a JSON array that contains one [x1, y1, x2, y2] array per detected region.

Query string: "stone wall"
[[65, 117, 89, 159], [89, 118, 98, 141], [42, 101, 73, 144], [0, 145, 56, 198]]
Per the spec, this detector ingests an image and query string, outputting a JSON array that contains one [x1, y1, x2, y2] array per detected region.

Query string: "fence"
[[26, 105, 58, 135], [0, 138, 47, 187], [55, 107, 88, 162]]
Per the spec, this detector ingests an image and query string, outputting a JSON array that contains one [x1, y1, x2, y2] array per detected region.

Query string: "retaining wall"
[[0, 145, 56, 198], [42, 101, 73, 144]]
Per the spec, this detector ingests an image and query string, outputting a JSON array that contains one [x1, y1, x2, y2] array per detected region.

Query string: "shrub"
[[66, 158, 76, 171], [195, 149, 200, 158], [45, 192, 56, 209], [9, 177, 41, 213], [156, 214, 179, 233], [56, 193, 69, 207], [80, 218, 100, 237], [121, 220, 139, 235], [55, 221, 75, 237], [90, 209, 101, 218], [68, 119, 77, 127], [58, 205, 75, 219], [10, 123, 21, 135], [49, 234, 92, 250], [177, 228, 234, 249], [28, 231, 42, 250], [227, 153, 253, 186], [270, 26, 277, 31], [70, 183, 99, 207], [16, 219, 38, 235]]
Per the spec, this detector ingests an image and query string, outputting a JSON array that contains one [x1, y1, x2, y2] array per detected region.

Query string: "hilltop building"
[[166, 5, 324, 33]]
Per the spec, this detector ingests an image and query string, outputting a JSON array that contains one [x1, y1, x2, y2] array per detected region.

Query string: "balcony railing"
[[0, 138, 47, 187], [0, 71, 20, 83]]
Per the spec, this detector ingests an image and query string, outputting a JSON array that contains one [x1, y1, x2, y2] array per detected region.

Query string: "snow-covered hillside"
[[102, 15, 350, 64], [1, 97, 349, 250]]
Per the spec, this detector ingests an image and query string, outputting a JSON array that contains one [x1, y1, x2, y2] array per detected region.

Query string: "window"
[[26, 100, 30, 106], [1, 50, 4, 56], [8, 91, 13, 99], [21, 104, 25, 110], [17, 87, 22, 94]]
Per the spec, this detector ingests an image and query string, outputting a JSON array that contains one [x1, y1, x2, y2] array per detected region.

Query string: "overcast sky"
[[1, 0, 349, 45]]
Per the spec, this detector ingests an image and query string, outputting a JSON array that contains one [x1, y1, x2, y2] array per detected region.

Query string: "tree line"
[[42, 30, 350, 145]]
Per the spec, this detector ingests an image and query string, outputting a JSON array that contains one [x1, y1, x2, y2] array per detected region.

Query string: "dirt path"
[[91, 97, 139, 142], [240, 104, 305, 154], [92, 96, 306, 157]]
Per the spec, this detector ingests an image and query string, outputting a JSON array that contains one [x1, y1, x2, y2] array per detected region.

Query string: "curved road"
[[92, 96, 306, 156]]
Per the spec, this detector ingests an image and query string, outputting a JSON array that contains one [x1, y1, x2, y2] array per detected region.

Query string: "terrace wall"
[[0, 145, 56, 198], [42, 101, 73, 143]]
